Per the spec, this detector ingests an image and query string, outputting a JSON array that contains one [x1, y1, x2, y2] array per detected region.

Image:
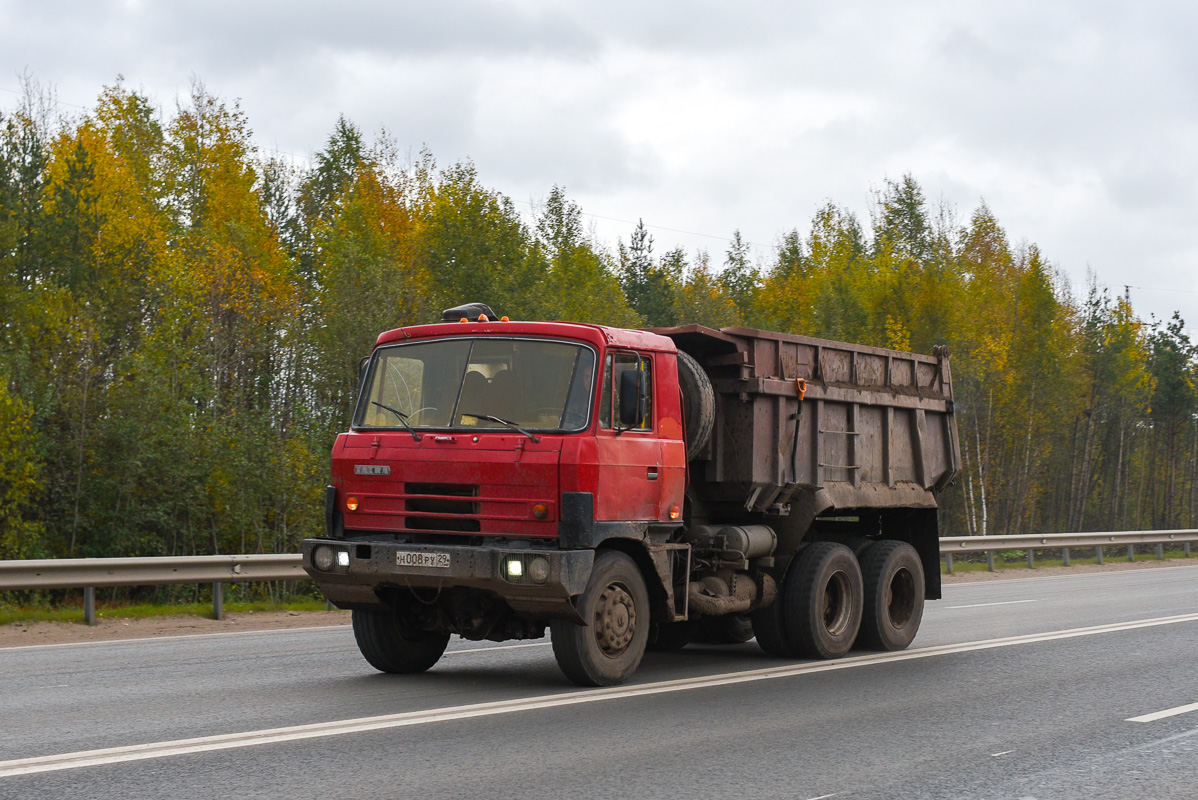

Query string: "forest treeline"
[[1, 82, 1195, 562]]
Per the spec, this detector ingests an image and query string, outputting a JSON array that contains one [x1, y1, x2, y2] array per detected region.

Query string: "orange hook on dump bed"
[[795, 378, 807, 401]]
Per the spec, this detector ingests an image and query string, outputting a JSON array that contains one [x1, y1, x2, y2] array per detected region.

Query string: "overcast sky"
[[3, 1, 1196, 329]]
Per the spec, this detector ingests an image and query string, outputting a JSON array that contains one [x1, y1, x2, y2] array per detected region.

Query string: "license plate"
[[397, 551, 451, 569]]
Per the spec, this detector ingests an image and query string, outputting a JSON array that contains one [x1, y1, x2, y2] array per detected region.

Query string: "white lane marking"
[[1127, 701, 1198, 723], [2, 611, 1197, 778], [1134, 726, 1198, 751], [0, 625, 352, 652], [946, 600, 1038, 610], [991, 750, 1014, 757], [806, 793, 845, 799]]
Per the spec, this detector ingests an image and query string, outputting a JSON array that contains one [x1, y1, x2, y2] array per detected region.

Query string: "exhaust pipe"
[[687, 571, 777, 616]]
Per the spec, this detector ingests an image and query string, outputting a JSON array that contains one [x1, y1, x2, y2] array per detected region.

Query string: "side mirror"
[[618, 369, 644, 428]]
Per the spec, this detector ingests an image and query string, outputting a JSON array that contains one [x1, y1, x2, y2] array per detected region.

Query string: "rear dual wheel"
[[752, 541, 864, 659], [752, 540, 926, 659]]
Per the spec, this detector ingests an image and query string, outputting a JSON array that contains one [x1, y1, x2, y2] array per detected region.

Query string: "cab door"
[[594, 351, 664, 522]]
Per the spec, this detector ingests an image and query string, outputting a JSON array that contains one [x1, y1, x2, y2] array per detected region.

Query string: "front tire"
[[551, 551, 650, 686], [352, 608, 450, 674], [856, 540, 925, 651]]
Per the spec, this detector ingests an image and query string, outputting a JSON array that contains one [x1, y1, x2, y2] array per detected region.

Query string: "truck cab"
[[305, 315, 688, 683]]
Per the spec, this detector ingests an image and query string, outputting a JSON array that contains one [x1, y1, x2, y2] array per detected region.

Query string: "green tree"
[[529, 186, 639, 326], [720, 229, 759, 323], [617, 219, 677, 327]]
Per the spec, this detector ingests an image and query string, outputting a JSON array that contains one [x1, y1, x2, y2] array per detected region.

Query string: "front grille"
[[404, 483, 481, 533]]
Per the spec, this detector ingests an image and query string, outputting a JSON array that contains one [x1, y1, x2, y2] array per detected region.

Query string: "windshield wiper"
[[461, 413, 540, 443], [371, 401, 422, 441]]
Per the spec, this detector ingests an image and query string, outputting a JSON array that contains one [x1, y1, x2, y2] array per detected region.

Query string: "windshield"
[[355, 338, 597, 432]]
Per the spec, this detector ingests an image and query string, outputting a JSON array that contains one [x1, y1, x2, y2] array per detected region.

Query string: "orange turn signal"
[[668, 504, 681, 520], [532, 502, 549, 520], [346, 496, 360, 512]]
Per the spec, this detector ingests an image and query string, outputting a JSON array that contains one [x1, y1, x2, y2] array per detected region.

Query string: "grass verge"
[[942, 549, 1194, 574], [0, 598, 334, 627]]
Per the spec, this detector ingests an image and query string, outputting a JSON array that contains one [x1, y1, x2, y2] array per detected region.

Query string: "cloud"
[[3, 0, 1197, 325]]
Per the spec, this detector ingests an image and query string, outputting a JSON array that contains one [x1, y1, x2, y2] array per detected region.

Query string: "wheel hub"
[[820, 571, 853, 636], [594, 581, 637, 656], [886, 568, 917, 627]]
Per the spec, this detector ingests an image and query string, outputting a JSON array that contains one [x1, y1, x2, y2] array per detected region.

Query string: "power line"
[[1125, 284, 1198, 295], [511, 198, 775, 253], [0, 85, 89, 111]]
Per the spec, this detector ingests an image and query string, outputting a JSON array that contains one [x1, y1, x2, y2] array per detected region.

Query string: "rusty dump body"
[[304, 312, 961, 686], [661, 325, 959, 518], [658, 325, 960, 592]]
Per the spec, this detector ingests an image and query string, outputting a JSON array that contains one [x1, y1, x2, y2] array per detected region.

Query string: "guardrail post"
[[987, 550, 995, 572], [1062, 547, 1070, 566], [213, 582, 224, 620], [1127, 545, 1135, 562], [1156, 543, 1164, 560], [1027, 549, 1034, 569], [945, 553, 953, 574], [83, 587, 96, 626], [1096, 545, 1103, 565], [1187, 543, 1192, 557]]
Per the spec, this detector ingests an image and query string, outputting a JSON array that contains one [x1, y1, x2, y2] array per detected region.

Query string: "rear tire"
[[857, 540, 925, 651], [352, 608, 450, 674], [783, 542, 864, 659], [551, 551, 650, 686]]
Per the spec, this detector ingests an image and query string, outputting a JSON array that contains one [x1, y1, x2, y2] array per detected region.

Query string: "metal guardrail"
[[1, 530, 1195, 625], [0, 554, 306, 624], [939, 529, 1198, 573], [0, 554, 304, 591]]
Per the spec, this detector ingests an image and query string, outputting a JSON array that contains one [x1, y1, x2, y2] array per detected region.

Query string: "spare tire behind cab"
[[676, 349, 715, 460]]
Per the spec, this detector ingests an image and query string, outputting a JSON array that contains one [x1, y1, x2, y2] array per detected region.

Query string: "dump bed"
[[654, 325, 961, 520]]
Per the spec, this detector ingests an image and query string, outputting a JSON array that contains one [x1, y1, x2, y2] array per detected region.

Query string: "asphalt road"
[[2, 565, 1196, 799]]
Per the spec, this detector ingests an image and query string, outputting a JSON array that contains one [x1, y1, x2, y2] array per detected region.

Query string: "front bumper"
[[302, 539, 594, 621]]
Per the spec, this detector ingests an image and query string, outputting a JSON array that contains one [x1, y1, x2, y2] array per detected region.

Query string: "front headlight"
[[313, 545, 335, 571], [528, 557, 550, 584]]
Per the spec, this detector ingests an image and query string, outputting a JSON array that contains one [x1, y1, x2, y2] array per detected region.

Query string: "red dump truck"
[[303, 303, 961, 686]]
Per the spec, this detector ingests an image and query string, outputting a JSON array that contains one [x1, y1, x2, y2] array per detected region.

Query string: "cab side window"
[[598, 352, 652, 430]]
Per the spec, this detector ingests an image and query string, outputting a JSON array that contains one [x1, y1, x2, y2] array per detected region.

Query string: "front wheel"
[[352, 608, 450, 674], [551, 551, 650, 686]]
